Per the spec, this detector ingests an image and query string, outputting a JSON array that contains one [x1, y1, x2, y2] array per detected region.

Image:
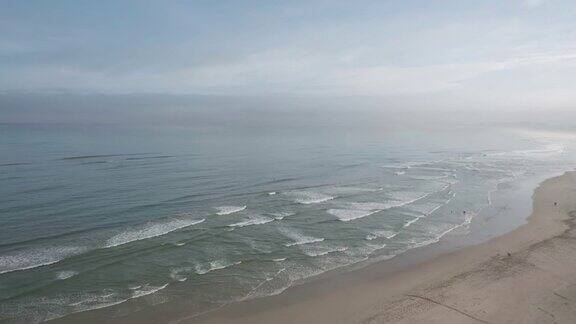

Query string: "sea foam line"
[[55, 270, 79, 280], [215, 206, 247, 215], [303, 246, 349, 257], [0, 246, 87, 275], [404, 216, 422, 228], [387, 183, 452, 210], [2, 217, 207, 274], [131, 283, 169, 299], [288, 191, 335, 204], [285, 237, 325, 247], [280, 227, 326, 247], [195, 260, 242, 275], [366, 230, 398, 241], [228, 215, 274, 228], [14, 283, 170, 323], [407, 214, 475, 250], [105, 218, 205, 248], [328, 209, 380, 222]]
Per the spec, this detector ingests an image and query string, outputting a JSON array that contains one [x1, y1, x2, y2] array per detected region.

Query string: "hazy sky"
[[1, 0, 576, 108]]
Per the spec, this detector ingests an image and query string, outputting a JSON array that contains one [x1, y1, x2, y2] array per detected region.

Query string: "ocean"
[[0, 122, 574, 323]]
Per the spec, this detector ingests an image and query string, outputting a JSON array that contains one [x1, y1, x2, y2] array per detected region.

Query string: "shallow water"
[[0, 123, 574, 323]]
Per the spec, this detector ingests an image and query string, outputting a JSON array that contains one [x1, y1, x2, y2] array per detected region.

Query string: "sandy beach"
[[190, 171, 576, 324]]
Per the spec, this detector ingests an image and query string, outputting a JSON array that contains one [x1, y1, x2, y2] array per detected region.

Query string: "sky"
[[1, 0, 576, 110]]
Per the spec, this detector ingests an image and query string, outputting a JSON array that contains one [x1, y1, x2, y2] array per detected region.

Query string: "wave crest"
[[105, 218, 205, 248], [215, 206, 247, 215]]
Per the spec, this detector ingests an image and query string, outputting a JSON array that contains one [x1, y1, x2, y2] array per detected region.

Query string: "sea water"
[[0, 122, 574, 322]]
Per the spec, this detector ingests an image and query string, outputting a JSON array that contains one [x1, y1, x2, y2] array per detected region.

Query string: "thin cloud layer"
[[1, 0, 575, 108]]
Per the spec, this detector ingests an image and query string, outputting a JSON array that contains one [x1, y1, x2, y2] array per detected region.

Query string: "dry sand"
[[190, 171, 576, 324]]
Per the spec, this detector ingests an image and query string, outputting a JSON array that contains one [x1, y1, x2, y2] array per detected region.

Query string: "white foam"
[[427, 203, 444, 215], [349, 202, 398, 210], [195, 260, 242, 275], [325, 186, 382, 194], [55, 270, 79, 280], [407, 202, 444, 215], [385, 189, 444, 209], [380, 163, 410, 169], [487, 143, 566, 159], [268, 192, 277, 195], [242, 268, 288, 301], [328, 200, 426, 222], [348, 242, 388, 257], [2, 289, 127, 323], [30, 282, 167, 323], [381, 161, 437, 169], [327, 209, 379, 222], [170, 268, 189, 282], [215, 206, 247, 215], [0, 246, 87, 274], [105, 218, 205, 248], [302, 246, 349, 257], [131, 283, 169, 299], [404, 216, 422, 228], [366, 230, 398, 241], [279, 227, 324, 247], [405, 214, 476, 251], [409, 175, 450, 180], [328, 197, 423, 222], [272, 258, 287, 262], [228, 215, 274, 228], [288, 191, 334, 204], [269, 211, 295, 220], [285, 237, 324, 247], [417, 166, 454, 173], [53, 291, 125, 319], [281, 228, 325, 247]]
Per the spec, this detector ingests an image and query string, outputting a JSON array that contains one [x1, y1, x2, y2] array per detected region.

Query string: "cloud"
[[524, 0, 546, 8], [1, 0, 576, 111], [2, 47, 576, 104]]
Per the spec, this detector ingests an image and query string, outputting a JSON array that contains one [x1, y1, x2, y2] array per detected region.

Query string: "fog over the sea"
[[1, 0, 576, 120], [2, 93, 575, 135]]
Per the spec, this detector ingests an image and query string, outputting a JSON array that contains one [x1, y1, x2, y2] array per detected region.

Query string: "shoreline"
[[188, 171, 576, 323]]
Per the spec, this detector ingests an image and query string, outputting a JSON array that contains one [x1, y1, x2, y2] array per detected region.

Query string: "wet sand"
[[190, 171, 576, 324]]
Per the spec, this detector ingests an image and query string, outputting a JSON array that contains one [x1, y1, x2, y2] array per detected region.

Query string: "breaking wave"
[[228, 215, 274, 228], [287, 191, 334, 204], [281, 228, 325, 247], [302, 245, 349, 257], [215, 206, 247, 215], [327, 209, 379, 222], [195, 260, 242, 275], [55, 270, 79, 280], [366, 230, 398, 241], [105, 218, 205, 248], [0, 246, 87, 274]]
